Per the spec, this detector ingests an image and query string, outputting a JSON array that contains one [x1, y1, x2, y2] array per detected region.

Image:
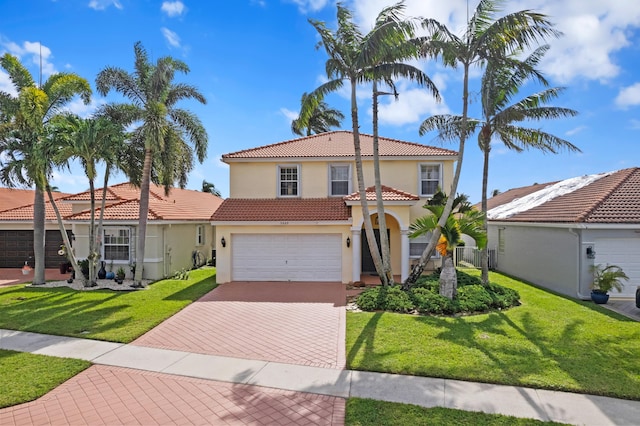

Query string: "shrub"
[[356, 286, 385, 311], [456, 270, 482, 287], [457, 285, 493, 312], [410, 288, 453, 315], [356, 286, 414, 313], [486, 282, 520, 309], [77, 259, 89, 278]]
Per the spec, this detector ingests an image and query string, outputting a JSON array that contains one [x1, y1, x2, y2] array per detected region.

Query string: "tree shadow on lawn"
[[161, 274, 217, 301], [0, 286, 135, 341]]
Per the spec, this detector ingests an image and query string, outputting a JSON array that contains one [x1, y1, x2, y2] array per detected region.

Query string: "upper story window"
[[278, 165, 300, 197], [329, 164, 351, 196], [103, 227, 131, 261], [419, 163, 441, 197]]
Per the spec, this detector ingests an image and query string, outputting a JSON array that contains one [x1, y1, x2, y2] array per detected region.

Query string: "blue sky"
[[1, 0, 639, 203]]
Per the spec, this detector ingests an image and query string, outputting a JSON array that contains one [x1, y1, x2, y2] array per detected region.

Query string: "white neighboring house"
[[486, 167, 640, 299]]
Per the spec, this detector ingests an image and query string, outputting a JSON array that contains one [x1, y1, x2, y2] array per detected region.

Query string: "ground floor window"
[[409, 233, 440, 258], [103, 227, 131, 261]]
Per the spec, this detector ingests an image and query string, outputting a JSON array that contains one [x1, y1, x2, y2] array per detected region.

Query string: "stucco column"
[[401, 229, 410, 282], [351, 228, 361, 283]]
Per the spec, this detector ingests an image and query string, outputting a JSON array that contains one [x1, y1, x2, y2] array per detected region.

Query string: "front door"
[[361, 229, 390, 274]]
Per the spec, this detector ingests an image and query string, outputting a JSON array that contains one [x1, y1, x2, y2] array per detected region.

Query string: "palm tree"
[[0, 53, 91, 284], [475, 46, 579, 283], [409, 192, 486, 299], [291, 92, 344, 136], [54, 114, 126, 286], [404, 0, 559, 288], [96, 41, 208, 287], [202, 179, 222, 196], [304, 2, 436, 285]]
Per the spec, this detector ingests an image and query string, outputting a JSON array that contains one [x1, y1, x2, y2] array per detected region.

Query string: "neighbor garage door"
[[596, 238, 640, 298], [0, 230, 70, 268], [232, 234, 342, 281]]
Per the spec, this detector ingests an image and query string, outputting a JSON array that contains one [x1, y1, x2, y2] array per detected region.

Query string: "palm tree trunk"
[[87, 179, 97, 287], [372, 81, 393, 286], [96, 167, 110, 277], [403, 63, 471, 289], [480, 140, 490, 285], [439, 253, 457, 299], [46, 186, 84, 281], [134, 147, 153, 287], [350, 78, 385, 282], [32, 186, 46, 285]]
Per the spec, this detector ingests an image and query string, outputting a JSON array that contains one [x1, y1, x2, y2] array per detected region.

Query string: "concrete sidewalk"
[[2, 329, 639, 425]]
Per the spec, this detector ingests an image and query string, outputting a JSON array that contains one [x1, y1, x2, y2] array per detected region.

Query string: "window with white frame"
[[498, 228, 505, 254], [329, 164, 351, 196], [419, 164, 441, 197], [278, 165, 300, 197], [409, 233, 440, 258], [196, 225, 205, 246], [103, 227, 131, 261]]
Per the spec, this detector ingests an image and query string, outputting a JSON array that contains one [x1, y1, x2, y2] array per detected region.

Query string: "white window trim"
[[277, 164, 301, 198], [418, 163, 442, 197], [196, 225, 205, 246], [102, 226, 132, 263], [328, 163, 352, 197]]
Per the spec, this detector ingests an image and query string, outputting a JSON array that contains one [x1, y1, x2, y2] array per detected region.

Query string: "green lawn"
[[0, 267, 217, 343], [347, 270, 640, 400], [345, 398, 567, 425], [0, 350, 90, 408]]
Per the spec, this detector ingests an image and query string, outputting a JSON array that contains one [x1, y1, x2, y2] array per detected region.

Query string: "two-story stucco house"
[[211, 131, 458, 284]]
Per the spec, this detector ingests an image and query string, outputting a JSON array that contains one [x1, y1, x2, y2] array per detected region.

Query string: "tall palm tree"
[[54, 114, 126, 286], [291, 92, 344, 136], [476, 46, 579, 283], [96, 42, 208, 287], [409, 192, 486, 298], [404, 0, 558, 288], [0, 53, 91, 284], [202, 179, 222, 196], [304, 2, 436, 285]]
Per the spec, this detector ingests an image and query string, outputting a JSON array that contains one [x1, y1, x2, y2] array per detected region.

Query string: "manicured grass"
[[0, 268, 217, 343], [347, 270, 640, 400], [0, 350, 91, 408], [345, 398, 567, 425]]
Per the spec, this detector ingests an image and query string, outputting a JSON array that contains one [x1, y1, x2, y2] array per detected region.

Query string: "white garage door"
[[232, 234, 342, 282], [596, 238, 640, 297]]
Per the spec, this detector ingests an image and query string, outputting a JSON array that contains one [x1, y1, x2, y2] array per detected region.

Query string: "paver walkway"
[[133, 281, 346, 369]]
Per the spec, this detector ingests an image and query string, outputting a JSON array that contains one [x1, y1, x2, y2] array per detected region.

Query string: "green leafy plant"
[[116, 267, 126, 280], [590, 263, 629, 294], [173, 268, 190, 280]]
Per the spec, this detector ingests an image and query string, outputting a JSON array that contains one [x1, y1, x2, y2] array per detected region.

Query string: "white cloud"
[[287, 0, 330, 13], [161, 1, 186, 17], [615, 83, 640, 109], [280, 107, 298, 121], [2, 40, 56, 77], [630, 119, 640, 129], [566, 125, 587, 136], [0, 70, 17, 96], [64, 97, 107, 119], [161, 27, 181, 48], [375, 84, 450, 126], [88, 0, 122, 10]]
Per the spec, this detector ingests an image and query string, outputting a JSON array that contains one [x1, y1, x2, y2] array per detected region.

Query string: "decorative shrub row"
[[355, 270, 520, 315]]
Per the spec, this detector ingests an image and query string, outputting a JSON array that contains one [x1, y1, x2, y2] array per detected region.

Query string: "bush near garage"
[[355, 270, 520, 316]]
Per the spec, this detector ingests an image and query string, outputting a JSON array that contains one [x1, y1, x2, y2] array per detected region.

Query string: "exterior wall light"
[[221, 237, 226, 247], [346, 237, 351, 248]]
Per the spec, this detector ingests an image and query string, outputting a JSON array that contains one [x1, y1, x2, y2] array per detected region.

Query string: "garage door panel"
[[596, 238, 640, 297], [232, 234, 342, 282]]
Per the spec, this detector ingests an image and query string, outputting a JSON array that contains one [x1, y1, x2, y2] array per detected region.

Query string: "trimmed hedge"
[[355, 270, 520, 316]]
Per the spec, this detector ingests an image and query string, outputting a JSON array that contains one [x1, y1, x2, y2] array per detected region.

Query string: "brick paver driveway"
[[0, 365, 345, 425], [134, 281, 346, 369]]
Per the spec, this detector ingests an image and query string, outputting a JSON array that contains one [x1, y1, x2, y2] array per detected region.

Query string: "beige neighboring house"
[[487, 167, 640, 299], [211, 130, 458, 284], [0, 183, 223, 279]]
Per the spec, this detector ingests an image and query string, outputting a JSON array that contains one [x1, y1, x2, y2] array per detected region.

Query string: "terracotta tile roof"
[[0, 198, 73, 221], [489, 168, 640, 223], [0, 188, 69, 212], [343, 185, 420, 202], [222, 131, 458, 160], [211, 198, 351, 222], [0, 182, 223, 222]]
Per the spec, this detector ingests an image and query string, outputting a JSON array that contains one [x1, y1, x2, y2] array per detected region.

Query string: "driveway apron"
[[133, 281, 347, 369]]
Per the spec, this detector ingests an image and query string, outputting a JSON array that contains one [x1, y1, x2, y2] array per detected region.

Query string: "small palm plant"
[[590, 264, 629, 294]]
